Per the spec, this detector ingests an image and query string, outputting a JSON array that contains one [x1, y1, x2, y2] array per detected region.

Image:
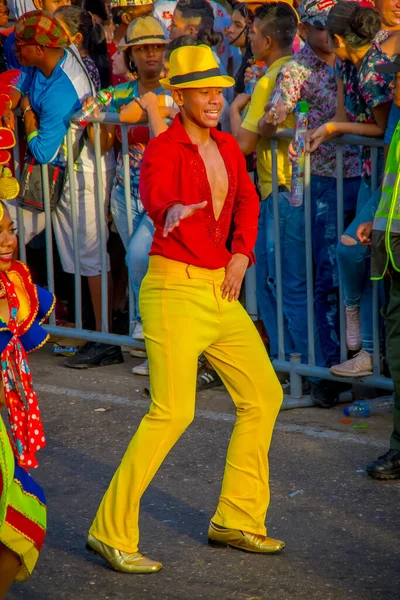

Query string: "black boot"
[[366, 449, 400, 480]]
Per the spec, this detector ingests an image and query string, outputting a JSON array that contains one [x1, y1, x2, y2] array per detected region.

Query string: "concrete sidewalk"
[[7, 347, 400, 600]]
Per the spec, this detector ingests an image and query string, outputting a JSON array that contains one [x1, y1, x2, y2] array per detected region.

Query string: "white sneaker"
[[329, 350, 373, 378], [132, 359, 149, 376], [345, 306, 362, 351], [132, 322, 144, 341], [130, 348, 147, 358]]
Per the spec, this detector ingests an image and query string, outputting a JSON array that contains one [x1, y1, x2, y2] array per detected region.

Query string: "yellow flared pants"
[[90, 256, 283, 553]]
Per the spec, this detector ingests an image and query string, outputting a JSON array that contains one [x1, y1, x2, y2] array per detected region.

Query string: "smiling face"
[[0, 205, 17, 272], [173, 87, 223, 129], [129, 43, 165, 78], [227, 9, 247, 48], [375, 0, 400, 29]]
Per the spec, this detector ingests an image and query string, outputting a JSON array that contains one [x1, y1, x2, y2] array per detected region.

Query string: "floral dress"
[[337, 41, 393, 180]]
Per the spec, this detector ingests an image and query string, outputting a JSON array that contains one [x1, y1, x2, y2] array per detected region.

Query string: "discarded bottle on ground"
[[343, 396, 395, 418], [290, 101, 309, 207], [79, 87, 114, 122]]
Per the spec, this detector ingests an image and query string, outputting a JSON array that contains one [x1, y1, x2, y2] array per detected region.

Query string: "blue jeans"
[[311, 175, 360, 366], [110, 185, 155, 322], [255, 192, 308, 362], [336, 180, 382, 353]]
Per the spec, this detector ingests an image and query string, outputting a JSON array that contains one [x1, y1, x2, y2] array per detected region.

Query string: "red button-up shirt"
[[140, 115, 260, 270]]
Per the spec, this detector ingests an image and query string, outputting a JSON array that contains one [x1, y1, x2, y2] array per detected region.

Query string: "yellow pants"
[[90, 256, 283, 553]]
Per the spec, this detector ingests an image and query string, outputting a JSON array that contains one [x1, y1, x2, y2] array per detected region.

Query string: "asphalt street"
[[6, 348, 400, 600]]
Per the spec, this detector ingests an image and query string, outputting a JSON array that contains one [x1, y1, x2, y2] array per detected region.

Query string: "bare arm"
[[86, 122, 116, 153], [307, 101, 390, 153]]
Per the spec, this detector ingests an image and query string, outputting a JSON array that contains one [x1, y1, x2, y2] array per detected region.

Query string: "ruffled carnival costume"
[[0, 70, 55, 581]]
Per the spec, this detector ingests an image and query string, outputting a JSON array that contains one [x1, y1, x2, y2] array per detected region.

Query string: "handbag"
[[17, 46, 95, 213], [17, 133, 86, 212]]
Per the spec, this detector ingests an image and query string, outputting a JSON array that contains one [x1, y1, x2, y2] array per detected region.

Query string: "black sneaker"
[[366, 449, 400, 480], [197, 367, 224, 391], [64, 342, 124, 369], [310, 380, 352, 408]]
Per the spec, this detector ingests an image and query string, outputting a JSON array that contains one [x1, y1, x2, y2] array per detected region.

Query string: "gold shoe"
[[87, 533, 162, 574], [208, 521, 285, 554]]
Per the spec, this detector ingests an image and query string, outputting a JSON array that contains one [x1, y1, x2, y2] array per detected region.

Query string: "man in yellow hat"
[[87, 43, 285, 574]]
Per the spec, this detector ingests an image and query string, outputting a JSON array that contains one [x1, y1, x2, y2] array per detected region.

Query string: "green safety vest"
[[371, 120, 400, 280]]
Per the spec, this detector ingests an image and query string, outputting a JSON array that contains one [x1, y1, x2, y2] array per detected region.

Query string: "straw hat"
[[118, 16, 167, 51], [160, 45, 235, 90]]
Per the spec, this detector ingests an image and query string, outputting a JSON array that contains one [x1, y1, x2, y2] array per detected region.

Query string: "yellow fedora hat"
[[118, 16, 167, 51], [160, 45, 235, 90]]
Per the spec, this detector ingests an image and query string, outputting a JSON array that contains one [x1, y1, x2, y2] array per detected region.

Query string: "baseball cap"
[[298, 0, 337, 28], [15, 10, 70, 48]]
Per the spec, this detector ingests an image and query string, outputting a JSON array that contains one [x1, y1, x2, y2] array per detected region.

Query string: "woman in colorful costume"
[[0, 69, 55, 598]]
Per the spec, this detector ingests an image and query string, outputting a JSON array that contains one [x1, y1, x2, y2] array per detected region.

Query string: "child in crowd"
[[0, 201, 54, 598], [55, 4, 111, 92], [262, 0, 361, 406], [307, 2, 393, 379], [230, 3, 307, 369]]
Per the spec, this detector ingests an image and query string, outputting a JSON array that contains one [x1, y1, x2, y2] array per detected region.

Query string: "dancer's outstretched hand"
[[163, 202, 207, 237], [221, 253, 249, 302]]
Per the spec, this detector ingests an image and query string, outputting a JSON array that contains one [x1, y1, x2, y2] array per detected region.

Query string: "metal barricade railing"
[[263, 130, 393, 408], [11, 115, 393, 405]]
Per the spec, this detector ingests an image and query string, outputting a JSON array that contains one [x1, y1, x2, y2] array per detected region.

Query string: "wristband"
[[23, 105, 33, 119]]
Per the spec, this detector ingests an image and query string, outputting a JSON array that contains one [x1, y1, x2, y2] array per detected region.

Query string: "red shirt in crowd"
[[140, 115, 260, 270]]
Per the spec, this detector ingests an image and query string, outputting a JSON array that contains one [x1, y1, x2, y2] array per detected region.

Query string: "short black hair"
[[254, 2, 298, 49], [175, 0, 214, 29]]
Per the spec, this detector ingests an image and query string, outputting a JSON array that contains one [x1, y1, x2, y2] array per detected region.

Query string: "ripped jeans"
[[311, 175, 360, 366]]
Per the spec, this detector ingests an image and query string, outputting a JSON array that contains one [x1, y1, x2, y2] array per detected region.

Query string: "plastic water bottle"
[[268, 88, 283, 123], [343, 396, 395, 418], [79, 87, 114, 123], [290, 101, 309, 207], [244, 63, 266, 94]]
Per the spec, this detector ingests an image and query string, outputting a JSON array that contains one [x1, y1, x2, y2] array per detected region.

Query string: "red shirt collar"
[[167, 114, 227, 146]]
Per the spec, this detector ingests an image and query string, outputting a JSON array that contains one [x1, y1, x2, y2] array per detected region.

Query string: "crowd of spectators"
[[0, 0, 399, 407]]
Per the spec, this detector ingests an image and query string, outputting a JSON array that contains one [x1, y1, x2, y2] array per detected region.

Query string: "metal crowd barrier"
[[11, 114, 393, 407]]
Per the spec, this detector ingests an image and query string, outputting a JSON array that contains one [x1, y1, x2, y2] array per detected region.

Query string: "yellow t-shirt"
[[242, 56, 294, 200]]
